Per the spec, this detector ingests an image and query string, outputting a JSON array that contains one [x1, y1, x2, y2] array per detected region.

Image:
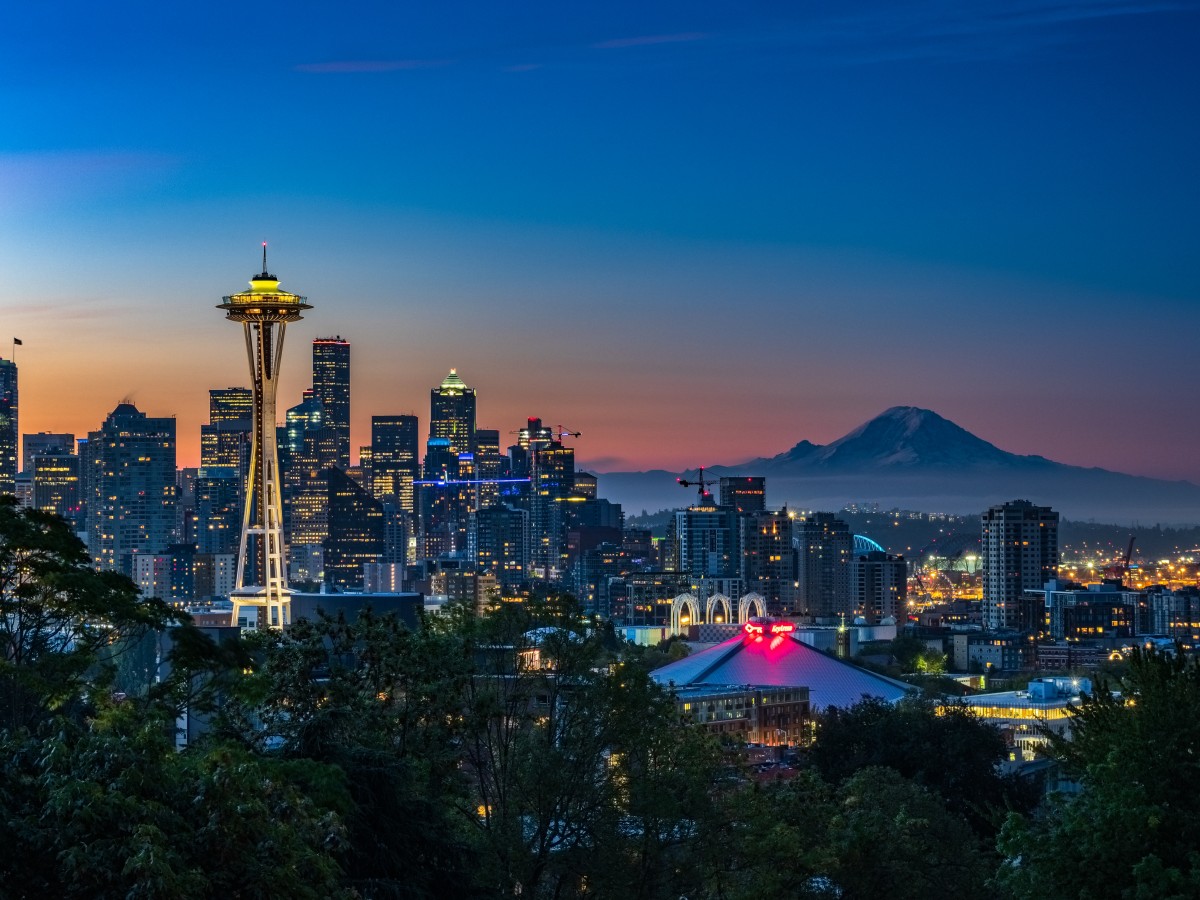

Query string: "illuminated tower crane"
[[677, 466, 718, 506], [217, 245, 312, 629]]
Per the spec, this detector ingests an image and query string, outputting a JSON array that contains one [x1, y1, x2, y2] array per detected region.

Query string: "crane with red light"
[[677, 466, 718, 505]]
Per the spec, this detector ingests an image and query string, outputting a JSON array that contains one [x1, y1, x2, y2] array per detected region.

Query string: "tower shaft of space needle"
[[217, 246, 311, 628]]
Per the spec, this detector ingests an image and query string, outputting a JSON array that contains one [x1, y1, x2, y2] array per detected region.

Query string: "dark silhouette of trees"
[[996, 649, 1200, 899], [810, 695, 1035, 839]]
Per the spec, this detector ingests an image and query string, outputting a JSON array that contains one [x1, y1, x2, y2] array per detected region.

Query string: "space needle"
[[217, 245, 311, 628]]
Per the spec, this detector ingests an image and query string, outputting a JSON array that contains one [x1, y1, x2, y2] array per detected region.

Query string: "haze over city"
[[3, 0, 1198, 480]]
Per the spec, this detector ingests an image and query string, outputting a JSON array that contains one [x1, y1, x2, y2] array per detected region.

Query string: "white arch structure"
[[737, 592, 766, 624], [670, 593, 700, 635], [706, 593, 732, 625]]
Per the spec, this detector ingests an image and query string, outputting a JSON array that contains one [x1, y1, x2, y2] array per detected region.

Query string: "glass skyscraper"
[[429, 369, 476, 456], [371, 414, 419, 515], [312, 337, 351, 470], [86, 402, 177, 576], [0, 357, 17, 495]]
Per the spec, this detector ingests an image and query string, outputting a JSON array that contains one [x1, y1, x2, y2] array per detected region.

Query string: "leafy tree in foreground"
[[0, 496, 180, 730], [0, 701, 351, 899], [996, 649, 1200, 899], [218, 608, 478, 899], [701, 766, 990, 900], [809, 695, 1033, 839]]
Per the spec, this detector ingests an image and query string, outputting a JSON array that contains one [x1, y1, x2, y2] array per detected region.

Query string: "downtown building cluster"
[[917, 499, 1200, 679], [2, 338, 1196, 649], [0, 341, 906, 628]]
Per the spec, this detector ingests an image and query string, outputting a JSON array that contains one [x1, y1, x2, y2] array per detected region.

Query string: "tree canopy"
[[997, 649, 1200, 899], [6, 500, 1199, 898]]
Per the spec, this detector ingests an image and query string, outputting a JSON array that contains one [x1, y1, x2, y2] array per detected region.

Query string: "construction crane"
[[676, 466, 718, 505], [1104, 535, 1137, 584]]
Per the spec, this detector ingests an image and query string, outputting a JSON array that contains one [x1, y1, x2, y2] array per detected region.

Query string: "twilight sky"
[[2, 1, 1198, 479]]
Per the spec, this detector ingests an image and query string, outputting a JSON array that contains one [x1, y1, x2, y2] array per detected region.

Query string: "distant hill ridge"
[[595, 407, 1200, 525]]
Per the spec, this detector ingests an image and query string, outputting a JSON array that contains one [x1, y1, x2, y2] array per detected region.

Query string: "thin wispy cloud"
[[3, 300, 134, 321], [770, 0, 1194, 65], [501, 63, 542, 72], [295, 59, 451, 74], [593, 32, 707, 49]]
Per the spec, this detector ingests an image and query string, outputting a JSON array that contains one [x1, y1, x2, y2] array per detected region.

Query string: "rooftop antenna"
[[261, 241, 268, 276]]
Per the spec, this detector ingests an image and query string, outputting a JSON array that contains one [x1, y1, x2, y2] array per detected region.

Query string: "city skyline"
[[3, 1, 1199, 480]]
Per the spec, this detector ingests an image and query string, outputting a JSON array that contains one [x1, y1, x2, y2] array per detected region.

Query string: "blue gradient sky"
[[2, 1, 1198, 478]]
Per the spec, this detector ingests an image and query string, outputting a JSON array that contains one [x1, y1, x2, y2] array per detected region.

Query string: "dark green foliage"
[[218, 608, 477, 899], [703, 767, 990, 900], [449, 595, 724, 898], [0, 496, 181, 729], [996, 649, 1200, 899], [0, 699, 352, 899], [810, 696, 1036, 839], [27, 501, 1200, 897]]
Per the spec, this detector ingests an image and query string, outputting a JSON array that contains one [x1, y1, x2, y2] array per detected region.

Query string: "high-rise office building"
[[850, 550, 907, 624], [87, 402, 177, 576], [22, 432, 73, 474], [670, 498, 740, 581], [0, 357, 16, 494], [739, 509, 797, 615], [324, 466, 385, 591], [794, 512, 853, 621], [371, 414, 419, 516], [201, 387, 252, 479], [194, 552, 237, 602], [720, 476, 766, 514], [573, 542, 627, 618], [982, 499, 1059, 631], [32, 450, 81, 528], [286, 423, 340, 547], [530, 436, 575, 577], [282, 390, 336, 547], [313, 337, 351, 470], [572, 471, 598, 500], [194, 467, 242, 556], [284, 390, 325, 455], [473, 427, 506, 510], [77, 436, 99, 532], [615, 570, 691, 627], [176, 467, 198, 548], [469, 503, 529, 592], [419, 437, 463, 558], [133, 553, 174, 602], [430, 369, 476, 455], [200, 419, 251, 473], [208, 387, 253, 423]]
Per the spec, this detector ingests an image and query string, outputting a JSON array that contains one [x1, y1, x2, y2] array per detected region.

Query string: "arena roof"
[[651, 623, 914, 711]]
